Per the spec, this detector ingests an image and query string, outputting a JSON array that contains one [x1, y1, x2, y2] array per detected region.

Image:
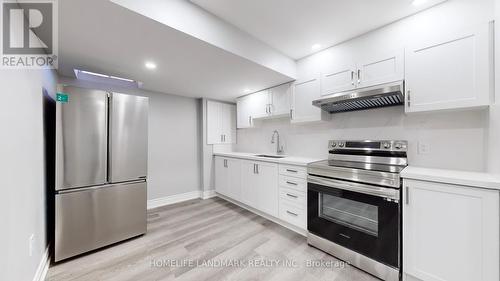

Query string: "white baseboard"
[[33, 247, 50, 281], [201, 189, 216, 199], [147, 191, 202, 209]]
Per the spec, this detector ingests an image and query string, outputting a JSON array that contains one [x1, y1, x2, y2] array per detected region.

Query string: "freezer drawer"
[[109, 93, 149, 183], [55, 86, 108, 190], [55, 181, 146, 262]]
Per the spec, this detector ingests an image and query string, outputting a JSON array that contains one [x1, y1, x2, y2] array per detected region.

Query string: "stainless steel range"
[[307, 140, 408, 281]]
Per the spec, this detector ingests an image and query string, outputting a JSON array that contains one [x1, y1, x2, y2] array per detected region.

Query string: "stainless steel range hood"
[[312, 81, 404, 114]]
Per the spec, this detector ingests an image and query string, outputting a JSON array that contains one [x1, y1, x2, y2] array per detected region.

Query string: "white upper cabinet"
[[321, 62, 357, 95], [236, 83, 292, 127], [291, 75, 329, 123], [269, 83, 292, 117], [320, 49, 404, 96], [236, 95, 253, 129], [249, 90, 270, 119], [405, 23, 492, 113], [206, 100, 236, 144], [357, 49, 404, 88], [403, 179, 499, 281]]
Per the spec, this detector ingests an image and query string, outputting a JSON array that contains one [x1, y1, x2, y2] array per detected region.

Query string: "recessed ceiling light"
[[311, 44, 322, 51], [411, 0, 427, 6], [145, 61, 157, 70]]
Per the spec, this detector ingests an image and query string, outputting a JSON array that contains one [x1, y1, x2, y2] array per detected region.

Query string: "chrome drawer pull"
[[286, 181, 298, 185], [286, 210, 298, 216], [286, 193, 298, 199], [286, 169, 298, 173]]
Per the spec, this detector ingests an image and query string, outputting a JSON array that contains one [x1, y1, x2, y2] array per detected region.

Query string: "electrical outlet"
[[29, 234, 34, 257], [418, 141, 431, 155]]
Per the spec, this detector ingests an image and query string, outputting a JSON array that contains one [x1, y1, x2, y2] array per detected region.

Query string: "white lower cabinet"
[[403, 179, 499, 281], [215, 157, 241, 201], [278, 164, 307, 229], [214, 156, 307, 231], [220, 157, 279, 218]]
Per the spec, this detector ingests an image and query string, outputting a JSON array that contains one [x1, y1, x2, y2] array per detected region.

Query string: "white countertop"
[[213, 151, 321, 166], [401, 166, 500, 190]]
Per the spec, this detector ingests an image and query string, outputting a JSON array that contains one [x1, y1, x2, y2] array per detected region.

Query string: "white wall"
[[237, 107, 487, 171], [58, 76, 201, 199], [236, 0, 494, 172], [0, 69, 57, 281]]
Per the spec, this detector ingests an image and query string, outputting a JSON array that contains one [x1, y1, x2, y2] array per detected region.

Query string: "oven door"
[[308, 175, 400, 268]]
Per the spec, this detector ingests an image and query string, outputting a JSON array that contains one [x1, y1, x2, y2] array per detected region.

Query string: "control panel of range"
[[328, 140, 408, 152]]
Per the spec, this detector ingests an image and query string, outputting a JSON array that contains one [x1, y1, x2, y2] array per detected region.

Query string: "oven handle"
[[308, 175, 399, 201]]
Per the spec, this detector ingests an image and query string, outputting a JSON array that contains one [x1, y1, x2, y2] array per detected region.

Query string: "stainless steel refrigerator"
[[54, 86, 148, 262]]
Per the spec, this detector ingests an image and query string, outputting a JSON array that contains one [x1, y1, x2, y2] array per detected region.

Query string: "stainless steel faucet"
[[271, 130, 284, 155]]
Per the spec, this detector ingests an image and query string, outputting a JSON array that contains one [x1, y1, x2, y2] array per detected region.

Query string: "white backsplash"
[[236, 107, 488, 172]]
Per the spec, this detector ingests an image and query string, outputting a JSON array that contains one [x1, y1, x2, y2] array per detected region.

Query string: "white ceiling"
[[58, 0, 293, 101], [190, 0, 447, 59]]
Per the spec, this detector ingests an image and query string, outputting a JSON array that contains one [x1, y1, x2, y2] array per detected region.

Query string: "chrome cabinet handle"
[[407, 89, 411, 107], [357, 69, 361, 84], [286, 210, 298, 216], [286, 193, 298, 198], [248, 116, 252, 125], [405, 186, 409, 204], [286, 169, 297, 173], [290, 109, 293, 119], [256, 164, 259, 174], [253, 164, 256, 174], [286, 181, 298, 185], [351, 71, 354, 85]]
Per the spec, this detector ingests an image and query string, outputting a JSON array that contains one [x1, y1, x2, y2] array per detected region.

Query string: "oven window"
[[319, 193, 379, 236]]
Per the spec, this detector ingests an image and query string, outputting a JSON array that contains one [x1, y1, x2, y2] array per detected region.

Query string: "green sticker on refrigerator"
[[56, 92, 69, 103]]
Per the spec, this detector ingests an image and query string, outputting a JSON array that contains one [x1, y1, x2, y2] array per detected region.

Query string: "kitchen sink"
[[254, 154, 286, 159]]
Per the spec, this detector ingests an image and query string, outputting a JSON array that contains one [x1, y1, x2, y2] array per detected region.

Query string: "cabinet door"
[[256, 162, 278, 217], [226, 158, 241, 201], [269, 83, 291, 117], [214, 157, 228, 196], [405, 24, 491, 113], [249, 90, 270, 119], [206, 100, 222, 144], [291, 76, 326, 123], [357, 49, 404, 88], [236, 96, 253, 129], [321, 63, 357, 95], [240, 161, 259, 208], [221, 103, 236, 143], [403, 179, 499, 281]]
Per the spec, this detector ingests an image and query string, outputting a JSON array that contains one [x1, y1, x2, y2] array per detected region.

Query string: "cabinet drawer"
[[279, 164, 307, 179], [279, 176, 306, 192], [279, 187, 306, 209], [279, 201, 306, 229]]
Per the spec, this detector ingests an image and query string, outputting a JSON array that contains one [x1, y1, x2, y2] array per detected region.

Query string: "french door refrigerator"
[[54, 86, 148, 262]]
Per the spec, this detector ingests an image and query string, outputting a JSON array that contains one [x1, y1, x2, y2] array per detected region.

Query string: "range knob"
[[331, 142, 337, 148], [395, 143, 402, 149], [383, 142, 391, 149], [339, 142, 345, 148]]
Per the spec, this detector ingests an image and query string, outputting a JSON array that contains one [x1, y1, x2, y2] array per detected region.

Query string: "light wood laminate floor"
[[47, 197, 379, 281]]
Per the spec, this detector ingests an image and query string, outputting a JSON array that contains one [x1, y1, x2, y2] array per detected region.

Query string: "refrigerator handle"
[[105, 92, 110, 183]]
